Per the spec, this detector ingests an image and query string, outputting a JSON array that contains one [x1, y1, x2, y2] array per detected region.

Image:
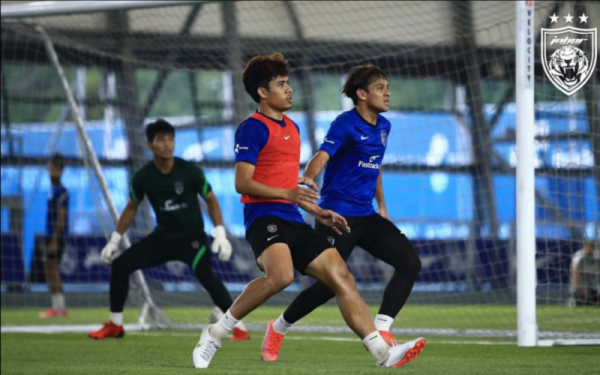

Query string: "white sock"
[[234, 320, 247, 331], [272, 314, 293, 335], [51, 294, 65, 310], [363, 331, 389, 363], [374, 314, 393, 332], [51, 294, 59, 309], [210, 310, 238, 342], [110, 312, 123, 326]]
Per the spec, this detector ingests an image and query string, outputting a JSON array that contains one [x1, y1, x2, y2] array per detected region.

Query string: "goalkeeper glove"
[[101, 232, 122, 265], [211, 225, 232, 261]]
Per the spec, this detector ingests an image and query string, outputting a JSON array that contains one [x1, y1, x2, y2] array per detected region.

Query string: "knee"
[[265, 271, 294, 293], [330, 265, 357, 292], [111, 257, 131, 276], [409, 252, 422, 275], [391, 236, 421, 276]]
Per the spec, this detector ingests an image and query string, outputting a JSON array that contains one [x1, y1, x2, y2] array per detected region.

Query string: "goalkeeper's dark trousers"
[[283, 214, 421, 324], [109, 232, 233, 313]]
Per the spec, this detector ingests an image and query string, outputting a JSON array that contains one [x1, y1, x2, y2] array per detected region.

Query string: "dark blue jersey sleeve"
[[318, 119, 350, 158], [234, 118, 269, 165]]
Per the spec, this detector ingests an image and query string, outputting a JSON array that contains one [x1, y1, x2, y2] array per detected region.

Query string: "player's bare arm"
[[115, 199, 139, 235], [375, 169, 389, 220], [48, 205, 67, 254], [235, 161, 319, 204], [301, 151, 331, 191], [203, 191, 224, 227]]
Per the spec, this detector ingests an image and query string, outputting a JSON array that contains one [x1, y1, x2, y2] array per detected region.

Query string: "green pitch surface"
[[2, 306, 599, 374], [2, 331, 599, 375]]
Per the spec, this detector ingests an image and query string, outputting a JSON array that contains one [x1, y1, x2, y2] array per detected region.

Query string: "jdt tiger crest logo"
[[541, 16, 597, 96]]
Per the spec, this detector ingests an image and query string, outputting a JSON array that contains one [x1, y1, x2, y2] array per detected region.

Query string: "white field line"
[[1, 325, 517, 346]]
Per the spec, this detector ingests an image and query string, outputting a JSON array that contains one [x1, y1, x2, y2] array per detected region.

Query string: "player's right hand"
[[285, 187, 320, 205], [101, 232, 122, 265], [316, 209, 351, 235]]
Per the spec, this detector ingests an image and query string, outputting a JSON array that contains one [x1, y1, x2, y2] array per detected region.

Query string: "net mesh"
[[1, 1, 599, 340]]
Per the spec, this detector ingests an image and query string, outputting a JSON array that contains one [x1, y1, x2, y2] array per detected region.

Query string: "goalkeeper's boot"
[[231, 327, 251, 342], [261, 320, 285, 362], [39, 308, 68, 319], [192, 325, 221, 369], [87, 322, 125, 340], [378, 337, 426, 368], [364, 330, 397, 350]]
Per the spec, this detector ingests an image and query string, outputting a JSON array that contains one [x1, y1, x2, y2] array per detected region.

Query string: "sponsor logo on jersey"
[[358, 156, 381, 170], [235, 144, 249, 154], [160, 199, 188, 212]]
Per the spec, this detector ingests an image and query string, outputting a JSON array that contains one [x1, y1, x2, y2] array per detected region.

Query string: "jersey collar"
[[353, 108, 379, 128], [256, 111, 287, 127]]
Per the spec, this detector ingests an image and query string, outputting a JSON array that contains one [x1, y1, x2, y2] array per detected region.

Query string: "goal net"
[[1, 1, 598, 343]]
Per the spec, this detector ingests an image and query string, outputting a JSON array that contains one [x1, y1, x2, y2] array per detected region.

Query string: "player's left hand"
[[211, 225, 232, 261], [316, 209, 351, 236]]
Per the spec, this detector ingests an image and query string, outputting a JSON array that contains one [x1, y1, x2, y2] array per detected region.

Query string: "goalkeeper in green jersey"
[[88, 119, 249, 341]]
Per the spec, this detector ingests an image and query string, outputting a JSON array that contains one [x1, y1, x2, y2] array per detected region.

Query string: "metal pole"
[[515, 0, 537, 347], [37, 25, 164, 323], [1, 1, 203, 19], [223, 2, 246, 127], [1, 68, 14, 156]]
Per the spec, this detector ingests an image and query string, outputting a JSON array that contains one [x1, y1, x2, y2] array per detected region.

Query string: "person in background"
[[39, 153, 69, 318], [570, 239, 600, 307]]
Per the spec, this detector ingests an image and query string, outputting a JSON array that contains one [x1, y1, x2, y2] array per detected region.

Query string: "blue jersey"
[[234, 112, 304, 230], [318, 109, 391, 217], [46, 185, 69, 237]]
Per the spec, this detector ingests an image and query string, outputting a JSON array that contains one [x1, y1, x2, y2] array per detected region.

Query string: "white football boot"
[[192, 325, 222, 369], [378, 337, 426, 368]]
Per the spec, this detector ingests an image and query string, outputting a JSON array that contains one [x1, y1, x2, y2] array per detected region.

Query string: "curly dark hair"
[[242, 52, 289, 103]]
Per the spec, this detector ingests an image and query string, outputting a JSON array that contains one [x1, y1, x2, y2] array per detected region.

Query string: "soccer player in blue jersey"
[[261, 64, 424, 359], [192, 53, 425, 369], [39, 153, 69, 318]]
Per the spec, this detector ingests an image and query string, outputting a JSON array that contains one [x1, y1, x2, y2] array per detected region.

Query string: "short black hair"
[[145, 119, 175, 142], [49, 153, 65, 170], [242, 52, 289, 103], [341, 64, 387, 105]]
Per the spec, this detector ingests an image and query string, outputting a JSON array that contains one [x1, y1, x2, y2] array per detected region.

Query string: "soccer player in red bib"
[[262, 64, 424, 360], [192, 53, 425, 369]]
